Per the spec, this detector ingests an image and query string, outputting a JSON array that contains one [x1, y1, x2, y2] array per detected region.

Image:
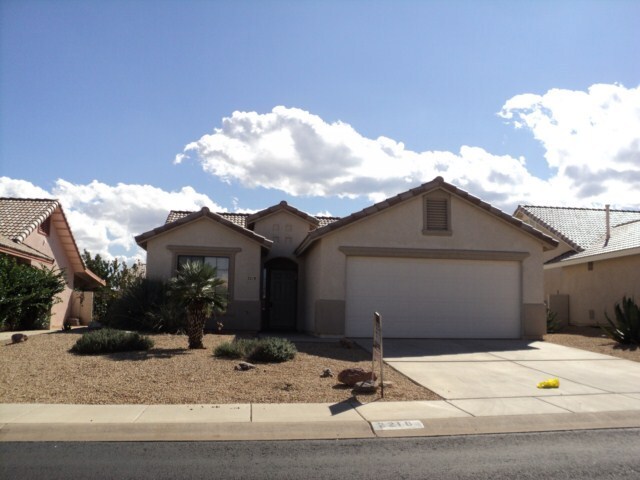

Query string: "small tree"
[[168, 261, 227, 349], [81, 250, 144, 322], [0, 255, 66, 330]]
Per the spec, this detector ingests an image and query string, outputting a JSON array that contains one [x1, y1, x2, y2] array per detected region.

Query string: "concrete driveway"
[[359, 339, 640, 417]]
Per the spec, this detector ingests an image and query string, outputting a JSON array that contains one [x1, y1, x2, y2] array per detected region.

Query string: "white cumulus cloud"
[[177, 86, 640, 212], [0, 178, 224, 263], [499, 83, 640, 203]]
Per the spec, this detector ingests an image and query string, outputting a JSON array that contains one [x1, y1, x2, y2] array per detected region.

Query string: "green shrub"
[[214, 337, 296, 363], [214, 339, 257, 359], [546, 307, 561, 333], [71, 328, 154, 354], [0, 255, 66, 331], [103, 278, 184, 333], [602, 296, 640, 345], [248, 337, 297, 363]]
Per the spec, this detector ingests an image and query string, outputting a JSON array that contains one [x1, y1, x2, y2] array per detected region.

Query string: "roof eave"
[[544, 246, 640, 269], [135, 207, 273, 250]]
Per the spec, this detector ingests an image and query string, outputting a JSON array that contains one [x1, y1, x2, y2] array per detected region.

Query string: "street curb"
[[1, 411, 639, 442]]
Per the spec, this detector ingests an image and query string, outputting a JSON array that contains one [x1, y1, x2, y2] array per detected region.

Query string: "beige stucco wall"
[[253, 211, 311, 261], [545, 254, 640, 326], [144, 217, 263, 330], [303, 192, 549, 337], [22, 222, 74, 329]]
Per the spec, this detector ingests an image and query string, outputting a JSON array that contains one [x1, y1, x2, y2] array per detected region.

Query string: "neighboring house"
[[136, 177, 557, 339], [514, 205, 640, 327], [0, 198, 105, 328]]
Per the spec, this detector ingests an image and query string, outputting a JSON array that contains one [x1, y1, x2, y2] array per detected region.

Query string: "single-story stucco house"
[[0, 198, 105, 328], [135, 177, 558, 339], [514, 205, 640, 327]]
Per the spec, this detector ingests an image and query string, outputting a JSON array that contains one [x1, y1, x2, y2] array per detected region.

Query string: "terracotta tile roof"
[[165, 208, 340, 230], [316, 216, 341, 227], [0, 197, 105, 287], [166, 210, 249, 228], [0, 198, 59, 242], [137, 207, 272, 249], [246, 201, 321, 227], [515, 205, 640, 251], [296, 177, 558, 255]]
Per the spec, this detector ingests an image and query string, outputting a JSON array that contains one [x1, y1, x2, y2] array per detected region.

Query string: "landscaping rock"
[[320, 368, 334, 378], [11, 333, 28, 344], [337, 367, 377, 386], [353, 380, 378, 394], [235, 361, 256, 371]]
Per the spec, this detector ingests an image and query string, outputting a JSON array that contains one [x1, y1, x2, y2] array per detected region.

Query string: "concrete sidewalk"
[[2, 401, 640, 442]]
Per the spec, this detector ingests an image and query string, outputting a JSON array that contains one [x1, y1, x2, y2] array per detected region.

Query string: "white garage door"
[[345, 257, 521, 338]]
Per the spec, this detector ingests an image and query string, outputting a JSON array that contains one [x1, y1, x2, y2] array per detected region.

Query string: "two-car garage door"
[[345, 257, 521, 338]]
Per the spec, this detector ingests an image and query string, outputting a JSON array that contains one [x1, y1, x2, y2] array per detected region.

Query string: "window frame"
[[168, 246, 241, 299]]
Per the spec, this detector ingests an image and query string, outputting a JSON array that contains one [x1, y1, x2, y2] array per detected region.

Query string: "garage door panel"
[[345, 257, 520, 338]]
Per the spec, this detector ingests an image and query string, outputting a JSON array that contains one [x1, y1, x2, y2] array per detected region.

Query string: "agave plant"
[[601, 296, 639, 345], [168, 261, 227, 349]]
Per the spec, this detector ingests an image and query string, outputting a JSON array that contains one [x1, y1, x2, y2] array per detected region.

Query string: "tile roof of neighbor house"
[[295, 177, 559, 254], [515, 205, 640, 251], [560, 219, 640, 262], [0, 198, 60, 242], [0, 198, 105, 287], [515, 205, 640, 264]]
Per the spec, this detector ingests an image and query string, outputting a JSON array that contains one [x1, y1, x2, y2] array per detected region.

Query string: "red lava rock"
[[337, 368, 377, 386]]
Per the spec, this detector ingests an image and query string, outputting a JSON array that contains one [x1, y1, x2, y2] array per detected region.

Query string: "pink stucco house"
[[0, 198, 105, 328]]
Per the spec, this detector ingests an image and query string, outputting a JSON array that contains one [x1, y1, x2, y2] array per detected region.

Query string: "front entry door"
[[265, 260, 298, 331]]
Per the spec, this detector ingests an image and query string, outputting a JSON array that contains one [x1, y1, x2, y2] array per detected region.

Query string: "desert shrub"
[[103, 278, 184, 333], [546, 307, 561, 333], [248, 337, 297, 363], [214, 337, 296, 363], [214, 339, 258, 359], [602, 296, 640, 345], [70, 328, 154, 354], [0, 255, 66, 331]]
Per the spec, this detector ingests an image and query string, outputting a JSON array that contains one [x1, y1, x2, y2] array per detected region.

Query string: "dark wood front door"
[[265, 260, 297, 331]]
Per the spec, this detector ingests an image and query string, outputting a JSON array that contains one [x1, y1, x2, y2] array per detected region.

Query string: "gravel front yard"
[[2, 327, 636, 406], [544, 326, 639, 362], [0, 331, 441, 405]]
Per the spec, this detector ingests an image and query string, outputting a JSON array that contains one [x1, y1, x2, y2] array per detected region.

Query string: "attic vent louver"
[[426, 198, 449, 231]]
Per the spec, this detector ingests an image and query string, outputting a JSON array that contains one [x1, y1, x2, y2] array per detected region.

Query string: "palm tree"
[[168, 261, 227, 349]]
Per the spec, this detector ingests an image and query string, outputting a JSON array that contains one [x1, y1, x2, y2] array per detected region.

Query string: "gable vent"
[[426, 198, 449, 231]]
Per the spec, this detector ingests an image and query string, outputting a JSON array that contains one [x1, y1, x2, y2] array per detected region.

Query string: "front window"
[[177, 255, 229, 292]]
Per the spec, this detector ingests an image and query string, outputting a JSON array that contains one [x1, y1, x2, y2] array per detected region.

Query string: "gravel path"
[[0, 331, 440, 405]]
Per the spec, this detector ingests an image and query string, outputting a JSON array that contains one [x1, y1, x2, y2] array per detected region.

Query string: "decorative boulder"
[[11, 333, 28, 343], [353, 380, 378, 394], [235, 361, 256, 371], [337, 368, 377, 386]]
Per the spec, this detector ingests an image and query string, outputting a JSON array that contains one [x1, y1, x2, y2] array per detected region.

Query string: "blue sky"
[[1, 0, 639, 261]]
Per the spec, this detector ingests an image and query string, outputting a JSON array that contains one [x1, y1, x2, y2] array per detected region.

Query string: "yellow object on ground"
[[537, 378, 560, 389]]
